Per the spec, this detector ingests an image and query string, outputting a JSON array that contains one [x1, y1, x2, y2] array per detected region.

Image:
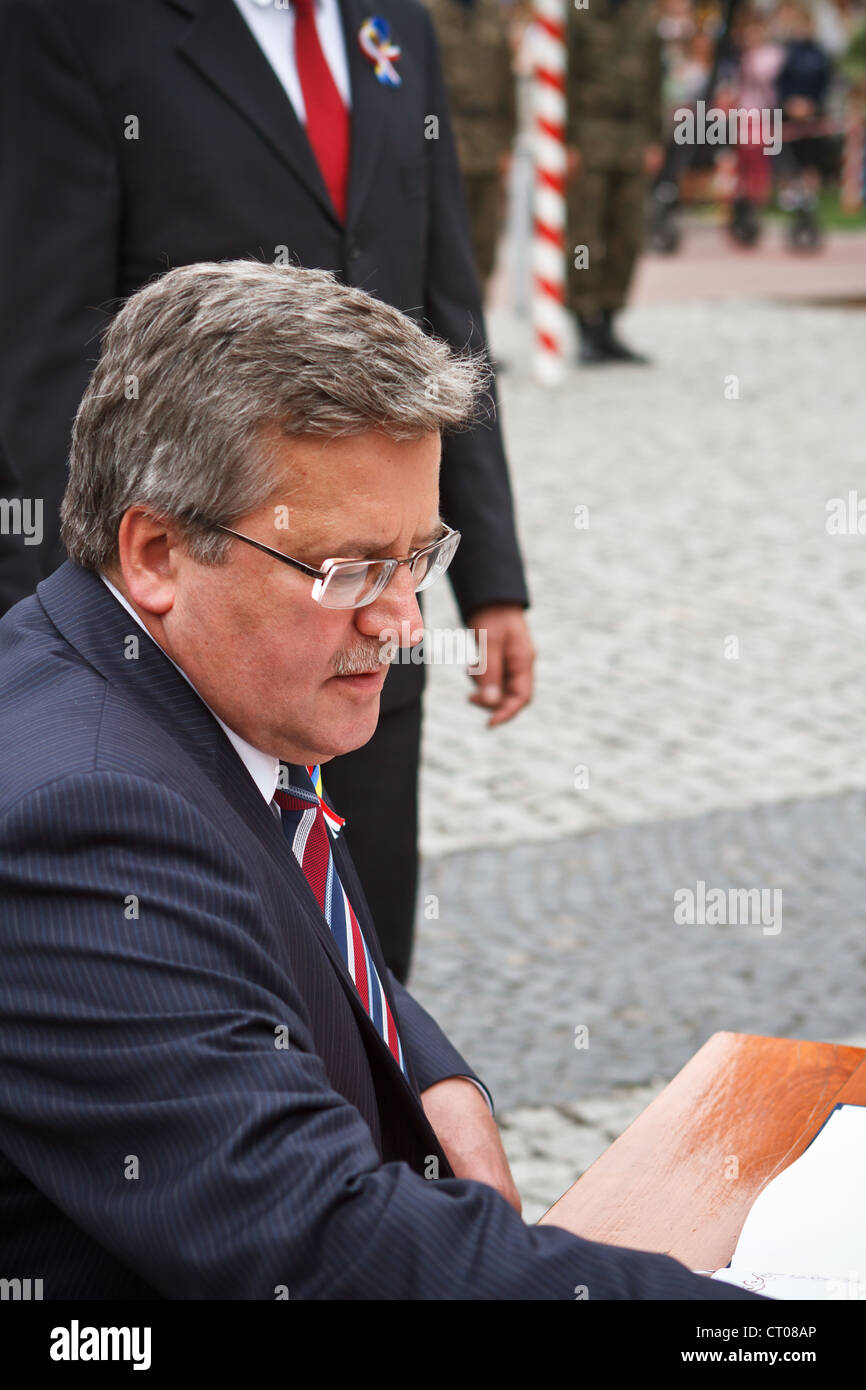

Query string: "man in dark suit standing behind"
[[0, 0, 535, 982]]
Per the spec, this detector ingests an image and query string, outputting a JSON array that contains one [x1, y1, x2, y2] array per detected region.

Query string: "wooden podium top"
[[537, 1032, 866, 1271]]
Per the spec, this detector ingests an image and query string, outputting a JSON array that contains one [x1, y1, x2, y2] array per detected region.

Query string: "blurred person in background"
[[565, 0, 666, 364], [727, 9, 786, 241], [659, 19, 712, 168], [775, 1, 835, 193], [841, 5, 866, 89], [647, 7, 708, 251], [424, 0, 518, 295], [656, 0, 699, 44], [813, 0, 865, 56], [840, 5, 866, 199]]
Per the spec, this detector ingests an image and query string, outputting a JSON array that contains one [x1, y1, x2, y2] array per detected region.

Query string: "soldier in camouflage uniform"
[[566, 0, 665, 363], [424, 0, 518, 289]]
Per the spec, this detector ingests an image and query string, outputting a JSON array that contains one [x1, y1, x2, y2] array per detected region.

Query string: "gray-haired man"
[[0, 0, 536, 987], [0, 261, 762, 1301]]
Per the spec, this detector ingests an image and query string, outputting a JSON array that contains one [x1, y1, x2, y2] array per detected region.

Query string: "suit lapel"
[[167, 0, 401, 235], [338, 0, 390, 229], [170, 0, 339, 225], [37, 562, 420, 1099], [205, 740, 421, 1097]]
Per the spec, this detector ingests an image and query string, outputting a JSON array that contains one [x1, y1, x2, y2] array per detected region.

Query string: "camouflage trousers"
[[462, 169, 505, 289], [566, 167, 647, 316]]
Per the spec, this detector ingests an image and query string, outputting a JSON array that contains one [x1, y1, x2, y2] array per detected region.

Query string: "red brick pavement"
[[632, 220, 866, 306]]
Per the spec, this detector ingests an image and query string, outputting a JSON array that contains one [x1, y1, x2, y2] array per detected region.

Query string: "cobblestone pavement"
[[407, 294, 866, 1221], [412, 797, 866, 1219], [419, 298, 866, 859], [414, 791, 866, 1103]]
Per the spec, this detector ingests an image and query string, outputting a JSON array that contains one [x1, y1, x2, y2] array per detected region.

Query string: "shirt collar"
[[99, 573, 281, 805]]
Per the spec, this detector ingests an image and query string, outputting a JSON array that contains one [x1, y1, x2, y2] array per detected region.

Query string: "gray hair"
[[61, 259, 489, 569]]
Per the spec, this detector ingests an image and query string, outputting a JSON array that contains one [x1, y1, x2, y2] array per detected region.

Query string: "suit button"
[[348, 242, 361, 260]]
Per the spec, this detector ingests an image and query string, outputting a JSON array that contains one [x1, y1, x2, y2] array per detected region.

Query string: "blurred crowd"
[[657, 0, 866, 238], [429, 0, 866, 357]]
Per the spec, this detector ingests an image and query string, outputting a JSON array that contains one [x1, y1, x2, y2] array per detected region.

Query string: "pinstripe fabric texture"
[[0, 563, 762, 1301]]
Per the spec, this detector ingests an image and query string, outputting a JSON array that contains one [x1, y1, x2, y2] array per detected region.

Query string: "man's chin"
[[315, 687, 382, 758]]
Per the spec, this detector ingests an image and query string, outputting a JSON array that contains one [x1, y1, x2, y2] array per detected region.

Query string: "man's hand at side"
[[466, 603, 535, 728], [421, 1076, 522, 1216]]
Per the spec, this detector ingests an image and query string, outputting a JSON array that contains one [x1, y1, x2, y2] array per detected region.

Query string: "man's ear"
[[115, 507, 184, 616]]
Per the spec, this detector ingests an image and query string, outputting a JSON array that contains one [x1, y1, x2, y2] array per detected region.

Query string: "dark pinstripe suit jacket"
[[0, 562, 763, 1300]]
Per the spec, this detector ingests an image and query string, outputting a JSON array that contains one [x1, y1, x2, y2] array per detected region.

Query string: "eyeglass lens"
[[319, 532, 458, 609]]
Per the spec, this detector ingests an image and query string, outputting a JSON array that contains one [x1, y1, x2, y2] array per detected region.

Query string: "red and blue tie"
[[274, 765, 407, 1076]]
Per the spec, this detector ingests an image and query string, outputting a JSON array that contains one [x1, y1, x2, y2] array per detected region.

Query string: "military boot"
[[599, 310, 650, 364], [576, 312, 610, 364]]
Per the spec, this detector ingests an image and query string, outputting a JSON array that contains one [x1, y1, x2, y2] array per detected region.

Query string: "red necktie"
[[292, 0, 350, 221]]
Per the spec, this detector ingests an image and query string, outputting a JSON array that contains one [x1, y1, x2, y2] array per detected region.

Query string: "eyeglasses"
[[205, 520, 461, 609]]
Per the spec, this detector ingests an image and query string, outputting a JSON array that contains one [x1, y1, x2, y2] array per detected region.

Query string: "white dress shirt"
[[232, 0, 352, 124], [99, 573, 494, 1114]]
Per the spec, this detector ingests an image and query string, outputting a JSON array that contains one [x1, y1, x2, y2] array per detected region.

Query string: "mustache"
[[333, 644, 391, 676]]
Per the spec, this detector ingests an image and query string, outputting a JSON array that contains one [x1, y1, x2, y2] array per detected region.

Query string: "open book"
[[706, 1104, 866, 1299]]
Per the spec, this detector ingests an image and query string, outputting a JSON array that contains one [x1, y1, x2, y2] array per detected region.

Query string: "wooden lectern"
[[538, 1032, 866, 1271]]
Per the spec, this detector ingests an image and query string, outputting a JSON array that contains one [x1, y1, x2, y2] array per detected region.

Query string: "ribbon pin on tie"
[[358, 17, 402, 87]]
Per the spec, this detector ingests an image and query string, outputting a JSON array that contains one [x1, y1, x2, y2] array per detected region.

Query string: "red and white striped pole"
[[530, 0, 568, 385]]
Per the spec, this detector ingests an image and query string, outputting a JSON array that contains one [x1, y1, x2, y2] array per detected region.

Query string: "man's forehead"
[[260, 428, 441, 549], [284, 508, 445, 558]]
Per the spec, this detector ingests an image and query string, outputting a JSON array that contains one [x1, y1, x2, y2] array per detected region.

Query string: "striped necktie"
[[274, 764, 407, 1076]]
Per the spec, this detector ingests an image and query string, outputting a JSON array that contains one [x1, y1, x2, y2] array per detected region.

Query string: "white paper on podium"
[[710, 1268, 866, 1299], [707, 1104, 866, 1299]]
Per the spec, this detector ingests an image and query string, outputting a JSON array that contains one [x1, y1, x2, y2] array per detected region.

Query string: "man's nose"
[[355, 563, 424, 651]]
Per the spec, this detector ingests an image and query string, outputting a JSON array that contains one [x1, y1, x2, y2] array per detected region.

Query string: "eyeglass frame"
[[201, 519, 462, 608]]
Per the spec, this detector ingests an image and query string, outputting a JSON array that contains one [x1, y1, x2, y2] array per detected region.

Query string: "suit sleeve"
[[0, 0, 121, 577], [387, 969, 495, 1113], [0, 770, 764, 1300], [419, 7, 530, 624]]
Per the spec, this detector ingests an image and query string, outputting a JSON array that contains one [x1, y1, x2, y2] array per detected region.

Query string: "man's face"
[[154, 427, 442, 764]]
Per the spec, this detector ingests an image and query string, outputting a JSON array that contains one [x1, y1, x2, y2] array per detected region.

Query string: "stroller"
[[774, 113, 837, 251]]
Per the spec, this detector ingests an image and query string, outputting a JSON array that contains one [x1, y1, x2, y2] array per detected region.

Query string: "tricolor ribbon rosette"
[[358, 16, 402, 87], [306, 763, 346, 838]]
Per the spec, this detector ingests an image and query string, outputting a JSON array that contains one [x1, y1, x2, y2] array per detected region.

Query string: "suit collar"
[[338, 0, 390, 227], [99, 570, 281, 804], [174, 0, 336, 224], [37, 561, 419, 1097], [169, 0, 391, 231]]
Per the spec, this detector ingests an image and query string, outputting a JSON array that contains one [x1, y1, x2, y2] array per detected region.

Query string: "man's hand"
[[466, 604, 535, 728], [421, 1076, 522, 1215]]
